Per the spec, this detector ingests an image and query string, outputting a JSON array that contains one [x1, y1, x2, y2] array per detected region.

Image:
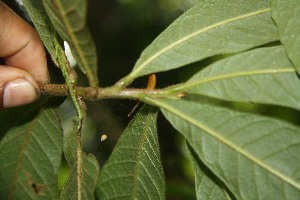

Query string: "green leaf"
[[22, 0, 58, 66], [186, 143, 231, 200], [271, 0, 300, 73], [144, 97, 300, 199], [177, 46, 300, 110], [42, 0, 99, 87], [118, 0, 278, 87], [95, 105, 165, 200], [0, 98, 63, 200], [60, 118, 100, 200]]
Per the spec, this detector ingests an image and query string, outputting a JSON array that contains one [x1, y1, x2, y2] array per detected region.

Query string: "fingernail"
[[3, 78, 40, 109]]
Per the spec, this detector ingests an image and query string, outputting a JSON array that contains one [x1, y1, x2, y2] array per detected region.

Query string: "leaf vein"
[[131, 8, 271, 78]]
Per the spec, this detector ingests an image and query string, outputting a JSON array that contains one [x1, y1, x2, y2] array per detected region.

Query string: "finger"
[[0, 66, 40, 110], [0, 2, 49, 83]]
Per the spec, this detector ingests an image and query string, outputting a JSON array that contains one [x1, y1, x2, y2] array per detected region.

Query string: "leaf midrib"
[[130, 8, 271, 78], [9, 115, 39, 200], [147, 98, 300, 190], [76, 123, 83, 200], [182, 68, 295, 90], [1, 99, 50, 199]]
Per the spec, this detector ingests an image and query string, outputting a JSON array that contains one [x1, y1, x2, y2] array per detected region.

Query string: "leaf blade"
[[43, 0, 99, 87], [186, 143, 231, 200], [118, 0, 278, 86], [271, 0, 300, 73], [178, 46, 300, 110], [22, 0, 96, 103], [60, 118, 100, 200], [95, 105, 165, 200], [144, 97, 300, 199], [22, 0, 58, 66], [0, 98, 63, 200]]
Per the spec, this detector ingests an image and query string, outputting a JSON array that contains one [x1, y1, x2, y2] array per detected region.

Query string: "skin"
[[0, 2, 48, 110]]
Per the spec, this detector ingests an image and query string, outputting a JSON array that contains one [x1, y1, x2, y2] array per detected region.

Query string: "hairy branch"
[[38, 83, 184, 101]]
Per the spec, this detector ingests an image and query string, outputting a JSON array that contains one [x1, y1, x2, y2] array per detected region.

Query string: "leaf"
[[22, 0, 58, 66], [0, 98, 63, 200], [144, 97, 300, 199], [42, 0, 99, 87], [186, 143, 231, 200], [95, 105, 165, 200], [177, 46, 300, 110], [117, 0, 279, 87], [60, 118, 100, 200], [271, 0, 300, 73]]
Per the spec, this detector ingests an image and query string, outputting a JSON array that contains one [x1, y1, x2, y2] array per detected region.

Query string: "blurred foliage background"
[[5, 0, 300, 199]]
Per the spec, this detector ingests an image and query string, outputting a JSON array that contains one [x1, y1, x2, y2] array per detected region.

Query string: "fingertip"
[[0, 66, 41, 111], [2, 78, 40, 109]]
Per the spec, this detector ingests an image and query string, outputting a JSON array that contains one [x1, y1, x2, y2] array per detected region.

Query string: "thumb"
[[0, 66, 40, 111]]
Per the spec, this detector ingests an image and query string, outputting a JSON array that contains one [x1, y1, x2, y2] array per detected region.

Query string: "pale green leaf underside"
[[22, 0, 58, 65], [183, 46, 300, 110], [145, 97, 300, 199], [187, 143, 230, 200], [271, 0, 300, 73], [0, 99, 63, 200], [60, 118, 100, 200], [96, 106, 165, 200], [43, 0, 98, 87], [121, 0, 278, 84]]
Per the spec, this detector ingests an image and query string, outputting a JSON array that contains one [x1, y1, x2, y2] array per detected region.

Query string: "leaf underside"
[[183, 46, 300, 110], [42, 0, 99, 87], [271, 0, 300, 74], [121, 0, 278, 84], [96, 105, 165, 200], [187, 143, 231, 200], [0, 98, 63, 200], [144, 97, 300, 199], [22, 0, 58, 65], [60, 118, 100, 200]]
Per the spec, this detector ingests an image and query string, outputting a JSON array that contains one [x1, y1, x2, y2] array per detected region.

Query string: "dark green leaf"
[[0, 98, 63, 200], [42, 0, 99, 87], [95, 105, 165, 200], [144, 97, 300, 199], [118, 0, 278, 86], [178, 46, 300, 110], [60, 118, 100, 200], [271, 0, 300, 73], [187, 143, 231, 200], [22, 0, 58, 65]]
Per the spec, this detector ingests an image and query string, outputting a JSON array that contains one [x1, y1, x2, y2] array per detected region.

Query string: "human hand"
[[0, 2, 48, 111]]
